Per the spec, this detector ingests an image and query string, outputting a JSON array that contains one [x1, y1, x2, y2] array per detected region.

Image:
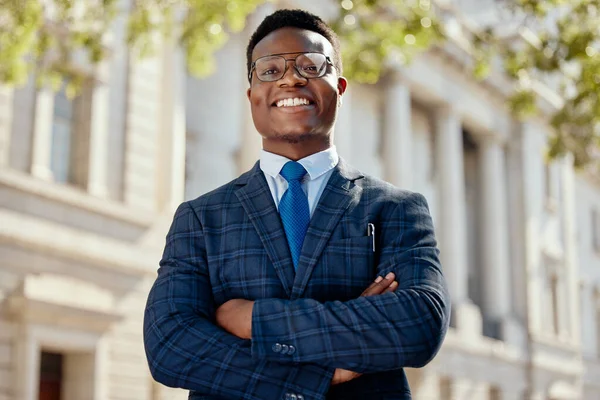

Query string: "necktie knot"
[[280, 161, 307, 182]]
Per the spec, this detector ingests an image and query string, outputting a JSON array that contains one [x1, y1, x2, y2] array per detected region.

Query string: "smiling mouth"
[[272, 97, 315, 108]]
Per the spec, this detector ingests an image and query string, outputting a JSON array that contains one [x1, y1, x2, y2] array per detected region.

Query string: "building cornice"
[[5, 295, 122, 333], [0, 209, 159, 278], [0, 168, 155, 228]]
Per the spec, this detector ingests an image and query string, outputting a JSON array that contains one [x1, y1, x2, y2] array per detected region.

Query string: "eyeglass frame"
[[248, 51, 334, 82]]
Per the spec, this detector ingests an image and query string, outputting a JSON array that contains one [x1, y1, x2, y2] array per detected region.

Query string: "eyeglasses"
[[248, 52, 333, 82]]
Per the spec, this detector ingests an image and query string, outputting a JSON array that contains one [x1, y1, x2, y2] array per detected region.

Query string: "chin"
[[275, 131, 314, 144]]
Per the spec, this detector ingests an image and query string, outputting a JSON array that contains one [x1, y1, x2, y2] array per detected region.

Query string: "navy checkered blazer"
[[144, 159, 450, 400]]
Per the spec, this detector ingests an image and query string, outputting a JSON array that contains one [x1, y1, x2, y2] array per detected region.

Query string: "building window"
[[39, 351, 63, 400], [592, 208, 600, 252], [50, 81, 92, 188]]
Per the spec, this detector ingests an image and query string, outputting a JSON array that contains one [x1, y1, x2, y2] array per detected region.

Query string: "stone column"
[[9, 76, 37, 172], [479, 134, 526, 345], [123, 55, 161, 210], [87, 62, 110, 198], [157, 39, 186, 212], [383, 75, 413, 189], [237, 93, 263, 174], [435, 106, 480, 331], [14, 324, 40, 400], [479, 135, 511, 321], [63, 353, 96, 400], [0, 85, 13, 167], [30, 88, 55, 180], [505, 123, 528, 326], [93, 336, 109, 400], [435, 106, 468, 303], [333, 88, 353, 163], [561, 153, 581, 343], [519, 122, 547, 334]]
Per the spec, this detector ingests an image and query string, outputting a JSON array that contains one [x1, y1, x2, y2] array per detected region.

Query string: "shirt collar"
[[260, 146, 339, 181]]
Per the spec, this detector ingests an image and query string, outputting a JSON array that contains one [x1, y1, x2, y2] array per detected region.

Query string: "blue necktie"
[[279, 161, 310, 270]]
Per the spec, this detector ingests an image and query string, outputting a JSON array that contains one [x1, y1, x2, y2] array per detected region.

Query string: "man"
[[144, 9, 450, 400]]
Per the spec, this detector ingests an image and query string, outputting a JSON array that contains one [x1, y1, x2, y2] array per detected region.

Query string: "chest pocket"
[[311, 236, 376, 301]]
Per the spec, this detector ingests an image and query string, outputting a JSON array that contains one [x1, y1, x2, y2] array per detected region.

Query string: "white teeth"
[[276, 97, 311, 107]]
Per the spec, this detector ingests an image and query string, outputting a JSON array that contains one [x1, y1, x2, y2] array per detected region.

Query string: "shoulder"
[[185, 163, 258, 212], [338, 157, 422, 200], [352, 173, 434, 232], [188, 179, 239, 207], [356, 171, 429, 209]]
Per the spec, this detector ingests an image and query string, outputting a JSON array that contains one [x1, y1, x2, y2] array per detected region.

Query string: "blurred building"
[[0, 1, 186, 399], [0, 0, 599, 400]]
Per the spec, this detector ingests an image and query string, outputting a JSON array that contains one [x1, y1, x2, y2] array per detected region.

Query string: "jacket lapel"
[[292, 158, 364, 299], [234, 162, 295, 296]]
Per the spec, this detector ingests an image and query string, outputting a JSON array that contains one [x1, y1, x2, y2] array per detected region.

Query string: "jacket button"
[[290, 395, 297, 400], [281, 344, 289, 354], [297, 396, 304, 400], [288, 345, 296, 355], [285, 393, 292, 400], [272, 343, 282, 353]]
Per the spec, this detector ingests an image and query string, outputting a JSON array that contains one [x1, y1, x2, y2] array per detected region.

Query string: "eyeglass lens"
[[255, 53, 328, 81]]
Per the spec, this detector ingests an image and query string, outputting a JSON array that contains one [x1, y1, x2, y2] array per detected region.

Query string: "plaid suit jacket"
[[144, 159, 450, 400]]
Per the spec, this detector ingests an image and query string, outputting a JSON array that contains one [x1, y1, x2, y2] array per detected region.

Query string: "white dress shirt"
[[260, 146, 339, 218]]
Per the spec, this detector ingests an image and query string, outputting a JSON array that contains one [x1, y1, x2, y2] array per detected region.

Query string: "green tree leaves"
[[126, 0, 265, 76], [471, 0, 599, 169], [331, 0, 443, 83], [0, 0, 597, 169], [0, 0, 43, 83]]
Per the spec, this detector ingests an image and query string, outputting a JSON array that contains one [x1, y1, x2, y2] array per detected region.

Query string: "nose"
[[278, 60, 307, 87]]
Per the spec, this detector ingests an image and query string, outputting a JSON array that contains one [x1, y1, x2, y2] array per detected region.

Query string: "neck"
[[262, 136, 332, 161]]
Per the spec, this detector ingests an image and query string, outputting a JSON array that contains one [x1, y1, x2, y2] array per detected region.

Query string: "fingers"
[[331, 368, 362, 385], [361, 272, 397, 297], [360, 275, 384, 296], [331, 369, 340, 385], [383, 281, 398, 293]]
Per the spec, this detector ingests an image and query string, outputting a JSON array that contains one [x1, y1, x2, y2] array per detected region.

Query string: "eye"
[[261, 68, 279, 76]]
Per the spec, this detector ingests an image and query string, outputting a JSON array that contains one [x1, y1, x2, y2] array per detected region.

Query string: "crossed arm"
[[216, 273, 400, 386], [144, 193, 450, 399]]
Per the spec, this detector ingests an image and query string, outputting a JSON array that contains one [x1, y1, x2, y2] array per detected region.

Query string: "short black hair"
[[246, 9, 343, 82]]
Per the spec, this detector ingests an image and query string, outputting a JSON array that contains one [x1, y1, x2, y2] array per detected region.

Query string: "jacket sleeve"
[[144, 202, 334, 400], [250, 192, 450, 373]]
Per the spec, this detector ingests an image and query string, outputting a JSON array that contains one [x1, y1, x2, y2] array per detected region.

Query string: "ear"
[[246, 88, 252, 101], [337, 77, 348, 96]]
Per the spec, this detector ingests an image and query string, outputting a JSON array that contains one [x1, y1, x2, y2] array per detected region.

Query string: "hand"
[[215, 299, 254, 339], [331, 273, 398, 385], [331, 368, 362, 386], [360, 272, 398, 297]]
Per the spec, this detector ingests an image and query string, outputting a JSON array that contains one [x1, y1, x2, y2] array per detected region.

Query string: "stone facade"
[[0, 0, 599, 399], [0, 0, 185, 399]]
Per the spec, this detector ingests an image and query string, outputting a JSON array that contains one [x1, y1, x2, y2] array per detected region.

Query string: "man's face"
[[247, 27, 347, 144]]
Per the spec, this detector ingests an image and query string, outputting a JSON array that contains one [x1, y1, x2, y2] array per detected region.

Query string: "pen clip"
[[367, 223, 376, 252]]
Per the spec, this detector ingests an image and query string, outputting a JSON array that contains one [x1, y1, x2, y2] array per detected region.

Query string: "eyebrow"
[[252, 51, 320, 61]]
